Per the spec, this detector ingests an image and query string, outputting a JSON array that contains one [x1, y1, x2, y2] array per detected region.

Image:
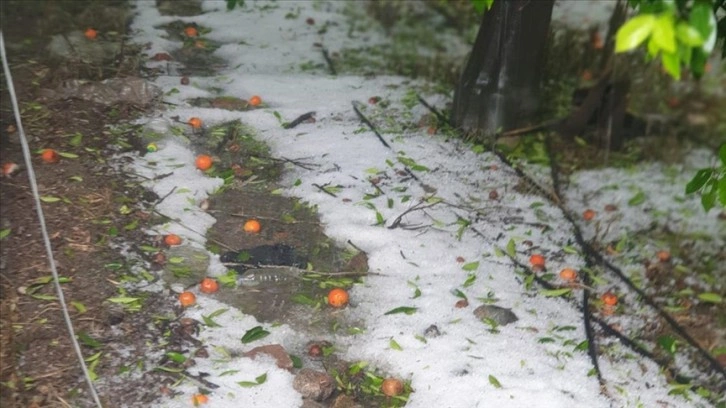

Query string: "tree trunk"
[[451, 0, 555, 138]]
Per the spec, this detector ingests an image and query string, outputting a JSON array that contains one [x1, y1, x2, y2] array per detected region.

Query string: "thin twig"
[[312, 183, 338, 198], [283, 111, 316, 129], [351, 101, 391, 149], [321, 48, 336, 75]]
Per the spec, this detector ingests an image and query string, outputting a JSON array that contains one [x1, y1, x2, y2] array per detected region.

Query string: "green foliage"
[[685, 144, 726, 212], [471, 0, 495, 14], [616, 0, 724, 79], [226, 0, 244, 10]]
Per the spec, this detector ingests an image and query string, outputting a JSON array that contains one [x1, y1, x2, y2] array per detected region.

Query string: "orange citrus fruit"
[[529, 254, 545, 269], [41, 149, 60, 163], [381, 378, 404, 397], [199, 277, 219, 294], [2, 162, 19, 176], [601, 291, 618, 306], [656, 250, 671, 262], [84, 28, 98, 40], [179, 291, 196, 307], [195, 154, 213, 171], [188, 117, 203, 128], [184, 26, 198, 37], [249, 95, 262, 106], [164, 234, 182, 246], [559, 268, 578, 281], [243, 219, 261, 233], [582, 209, 596, 221], [191, 393, 208, 405], [327, 288, 349, 308]]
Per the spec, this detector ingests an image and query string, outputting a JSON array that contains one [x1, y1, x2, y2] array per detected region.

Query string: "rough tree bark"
[[451, 0, 555, 137]]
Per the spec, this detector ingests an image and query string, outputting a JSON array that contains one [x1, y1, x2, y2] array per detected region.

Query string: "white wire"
[[0, 31, 103, 408]]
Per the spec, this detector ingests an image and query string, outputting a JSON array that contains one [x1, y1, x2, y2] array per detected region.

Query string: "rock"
[[293, 368, 335, 402], [331, 394, 363, 408], [243, 344, 294, 371], [424, 324, 441, 338], [473, 305, 518, 326], [300, 400, 326, 408]]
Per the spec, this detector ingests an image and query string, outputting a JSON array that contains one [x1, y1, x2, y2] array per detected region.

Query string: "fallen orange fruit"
[[199, 277, 219, 294], [582, 209, 596, 221], [601, 291, 618, 306], [179, 291, 196, 307], [191, 393, 208, 405], [249, 95, 262, 106], [188, 117, 203, 129], [381, 377, 404, 397], [41, 149, 60, 163], [184, 26, 198, 37], [327, 288, 349, 308], [195, 154, 213, 171], [84, 28, 98, 40], [2, 162, 19, 177], [656, 250, 671, 262], [164, 234, 182, 246], [559, 268, 578, 281], [529, 254, 545, 269], [243, 219, 261, 233]]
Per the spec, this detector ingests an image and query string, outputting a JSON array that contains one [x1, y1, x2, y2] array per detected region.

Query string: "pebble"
[[473, 305, 518, 326]]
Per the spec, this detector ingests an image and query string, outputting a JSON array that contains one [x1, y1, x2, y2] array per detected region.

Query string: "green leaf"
[[689, 3, 714, 51], [107, 296, 141, 304], [0, 228, 10, 239], [463, 273, 476, 288], [660, 51, 681, 79], [488, 374, 502, 389], [697, 292, 723, 304], [71, 300, 87, 313], [77, 331, 102, 348], [506, 239, 516, 258], [657, 335, 678, 355], [652, 13, 676, 53], [719, 144, 726, 166], [462, 261, 479, 271], [40, 196, 61, 203], [165, 352, 187, 363], [627, 190, 647, 206], [686, 169, 713, 194], [237, 372, 267, 387], [675, 22, 704, 46], [616, 14, 656, 53], [452, 289, 467, 300], [58, 152, 79, 159], [383, 306, 417, 315], [540, 288, 572, 297], [241, 326, 270, 344], [718, 175, 726, 206], [389, 338, 403, 351], [701, 179, 718, 211]]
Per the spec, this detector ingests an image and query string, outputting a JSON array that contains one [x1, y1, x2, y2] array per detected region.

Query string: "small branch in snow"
[[321, 47, 336, 75], [312, 183, 338, 198], [387, 199, 441, 230], [283, 111, 316, 129], [351, 101, 391, 149], [416, 94, 448, 125], [182, 370, 220, 390]]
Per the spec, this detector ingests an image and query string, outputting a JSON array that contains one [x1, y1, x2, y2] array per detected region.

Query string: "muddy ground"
[[1, 1, 724, 408]]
